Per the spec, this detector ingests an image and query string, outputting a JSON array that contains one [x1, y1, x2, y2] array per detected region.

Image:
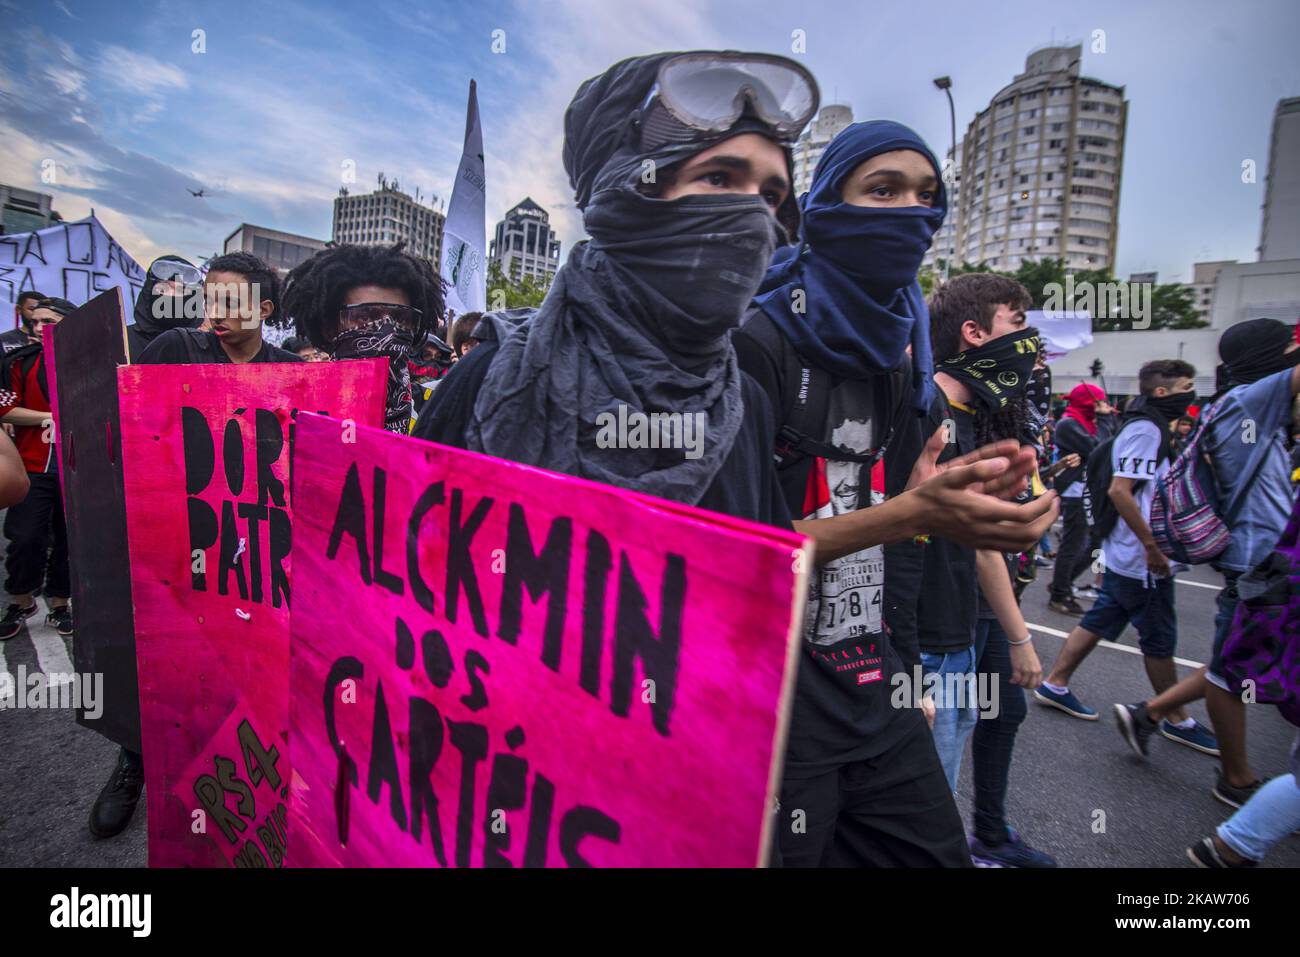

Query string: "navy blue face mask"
[[754, 120, 947, 413], [804, 202, 944, 292]]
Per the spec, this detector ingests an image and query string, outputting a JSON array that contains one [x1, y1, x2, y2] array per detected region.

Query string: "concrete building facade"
[[332, 178, 444, 264]]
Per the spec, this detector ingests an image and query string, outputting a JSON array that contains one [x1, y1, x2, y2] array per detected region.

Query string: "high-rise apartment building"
[[792, 105, 854, 198], [1259, 96, 1300, 262], [952, 45, 1127, 273]]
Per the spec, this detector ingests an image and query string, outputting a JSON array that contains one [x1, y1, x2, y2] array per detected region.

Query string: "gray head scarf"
[[465, 52, 794, 504]]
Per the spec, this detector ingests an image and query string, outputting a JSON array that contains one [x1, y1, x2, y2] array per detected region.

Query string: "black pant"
[[971, 618, 1028, 843], [776, 714, 973, 867], [1048, 497, 1093, 601], [3, 471, 70, 599]]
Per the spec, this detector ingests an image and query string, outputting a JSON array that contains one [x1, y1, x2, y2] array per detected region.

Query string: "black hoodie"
[[127, 255, 202, 361]]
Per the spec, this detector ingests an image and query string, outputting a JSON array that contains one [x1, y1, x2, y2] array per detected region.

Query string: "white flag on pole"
[[440, 80, 487, 316]]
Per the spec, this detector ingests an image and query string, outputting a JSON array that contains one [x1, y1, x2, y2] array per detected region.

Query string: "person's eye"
[[762, 190, 784, 209], [870, 186, 895, 199], [699, 171, 728, 188], [918, 190, 935, 205]]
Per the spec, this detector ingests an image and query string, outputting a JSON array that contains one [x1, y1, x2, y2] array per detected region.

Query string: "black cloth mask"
[[332, 318, 416, 433], [937, 327, 1041, 412]]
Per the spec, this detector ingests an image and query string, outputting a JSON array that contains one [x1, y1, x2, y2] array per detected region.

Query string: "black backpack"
[[740, 309, 902, 477], [1081, 409, 1169, 541]]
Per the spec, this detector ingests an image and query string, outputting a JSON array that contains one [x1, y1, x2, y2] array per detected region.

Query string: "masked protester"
[[282, 243, 446, 433], [1039, 359, 1220, 755], [416, 50, 814, 524], [881, 273, 1058, 866], [1048, 382, 1117, 614], [127, 255, 204, 361], [733, 121, 1054, 867], [1113, 319, 1300, 817]]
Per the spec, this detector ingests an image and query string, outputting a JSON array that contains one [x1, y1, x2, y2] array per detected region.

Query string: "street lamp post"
[[933, 76, 956, 283]]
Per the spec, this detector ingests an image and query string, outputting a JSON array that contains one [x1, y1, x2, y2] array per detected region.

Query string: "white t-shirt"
[[1101, 419, 1167, 581]]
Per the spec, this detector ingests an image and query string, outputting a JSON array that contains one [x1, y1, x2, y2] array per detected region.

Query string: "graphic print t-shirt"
[[1102, 418, 1166, 581], [733, 322, 917, 777]]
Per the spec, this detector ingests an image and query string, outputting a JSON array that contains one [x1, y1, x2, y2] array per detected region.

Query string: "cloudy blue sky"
[[2, 0, 1296, 283]]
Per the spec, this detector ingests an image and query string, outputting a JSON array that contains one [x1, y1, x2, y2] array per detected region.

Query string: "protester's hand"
[[1064, 453, 1081, 468], [920, 695, 936, 731], [907, 428, 1037, 500], [1144, 541, 1172, 578], [906, 462, 1059, 552], [1009, 639, 1042, 689]]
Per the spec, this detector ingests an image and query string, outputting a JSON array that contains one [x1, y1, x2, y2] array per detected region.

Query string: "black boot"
[[89, 747, 144, 839]]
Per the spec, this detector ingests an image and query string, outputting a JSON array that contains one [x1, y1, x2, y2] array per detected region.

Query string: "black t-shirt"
[[137, 328, 304, 365], [412, 340, 792, 528], [733, 318, 925, 777], [885, 393, 980, 656]]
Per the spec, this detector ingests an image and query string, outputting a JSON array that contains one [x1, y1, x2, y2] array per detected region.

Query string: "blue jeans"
[[919, 645, 979, 792], [1217, 773, 1300, 862]]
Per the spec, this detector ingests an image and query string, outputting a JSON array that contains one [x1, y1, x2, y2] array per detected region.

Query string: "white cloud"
[[96, 45, 190, 95]]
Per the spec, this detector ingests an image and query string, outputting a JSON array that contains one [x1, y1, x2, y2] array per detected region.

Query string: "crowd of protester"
[[3, 48, 1298, 868]]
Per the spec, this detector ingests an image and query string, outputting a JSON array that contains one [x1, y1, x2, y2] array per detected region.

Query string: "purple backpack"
[[1149, 399, 1272, 564], [1222, 492, 1300, 727]]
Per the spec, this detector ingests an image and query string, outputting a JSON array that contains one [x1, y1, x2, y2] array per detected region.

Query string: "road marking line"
[[29, 625, 74, 686], [1027, 622, 1204, 669], [1176, 579, 1222, 591], [0, 640, 12, 708]]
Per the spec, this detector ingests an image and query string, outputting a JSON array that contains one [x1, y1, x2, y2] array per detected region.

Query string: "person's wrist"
[[1008, 633, 1033, 646]]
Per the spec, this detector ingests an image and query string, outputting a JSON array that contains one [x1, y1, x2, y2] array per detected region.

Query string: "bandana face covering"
[[938, 327, 1041, 412], [331, 311, 417, 433], [1146, 389, 1197, 421]]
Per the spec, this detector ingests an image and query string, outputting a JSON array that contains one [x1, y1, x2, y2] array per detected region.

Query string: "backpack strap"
[[742, 308, 895, 469]]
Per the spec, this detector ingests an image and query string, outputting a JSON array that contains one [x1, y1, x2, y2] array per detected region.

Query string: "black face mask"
[[1146, 390, 1197, 422], [331, 319, 416, 433], [938, 327, 1041, 412]]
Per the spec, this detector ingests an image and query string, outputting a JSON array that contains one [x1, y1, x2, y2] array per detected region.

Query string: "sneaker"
[[969, 828, 1058, 868], [1160, 719, 1220, 756], [1114, 702, 1158, 757], [1034, 556, 1053, 568], [1048, 596, 1086, 617], [1187, 836, 1256, 868], [0, 602, 37, 640], [1212, 771, 1262, 809], [46, 605, 73, 638], [1074, 584, 1101, 600], [1033, 684, 1099, 720]]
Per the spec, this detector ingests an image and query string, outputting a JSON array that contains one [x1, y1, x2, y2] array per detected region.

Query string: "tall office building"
[[1259, 96, 1300, 262], [792, 105, 854, 198], [952, 44, 1128, 273], [489, 198, 561, 285], [223, 223, 327, 274], [332, 177, 445, 264]]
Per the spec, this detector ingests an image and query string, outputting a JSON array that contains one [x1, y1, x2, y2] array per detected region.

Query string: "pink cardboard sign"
[[287, 413, 808, 868], [118, 360, 386, 867], [177, 694, 289, 868]]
